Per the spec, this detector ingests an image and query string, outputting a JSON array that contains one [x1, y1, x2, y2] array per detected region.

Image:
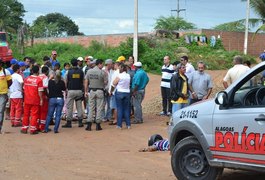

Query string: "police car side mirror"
[[215, 91, 228, 105]]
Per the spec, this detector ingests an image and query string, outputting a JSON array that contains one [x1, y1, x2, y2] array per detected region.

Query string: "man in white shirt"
[[160, 56, 174, 116], [103, 59, 114, 121], [180, 55, 195, 80], [223, 55, 250, 89], [108, 62, 120, 125]]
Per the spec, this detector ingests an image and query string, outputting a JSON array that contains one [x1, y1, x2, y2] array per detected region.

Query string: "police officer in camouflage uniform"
[[62, 58, 84, 128], [84, 59, 108, 131]]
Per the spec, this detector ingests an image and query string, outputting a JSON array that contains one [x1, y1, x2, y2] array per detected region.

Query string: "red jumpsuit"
[[38, 74, 49, 131], [21, 75, 43, 134]]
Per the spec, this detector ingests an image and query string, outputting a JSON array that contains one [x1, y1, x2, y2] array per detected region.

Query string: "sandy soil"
[[1, 71, 264, 180]]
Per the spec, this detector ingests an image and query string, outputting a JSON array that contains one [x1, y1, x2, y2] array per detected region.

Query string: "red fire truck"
[[0, 32, 13, 63]]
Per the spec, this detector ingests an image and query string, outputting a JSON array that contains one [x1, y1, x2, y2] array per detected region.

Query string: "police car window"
[[233, 72, 265, 107]]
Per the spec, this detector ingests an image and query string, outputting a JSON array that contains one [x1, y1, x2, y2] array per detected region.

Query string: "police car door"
[[212, 66, 265, 167]]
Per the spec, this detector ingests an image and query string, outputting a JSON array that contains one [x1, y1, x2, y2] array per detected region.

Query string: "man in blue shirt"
[[23, 57, 32, 79], [50, 50, 59, 69], [131, 62, 149, 124]]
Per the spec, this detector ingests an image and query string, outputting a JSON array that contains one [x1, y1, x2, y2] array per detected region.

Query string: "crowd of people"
[[160, 54, 251, 115], [0, 50, 254, 134], [0, 51, 149, 134]]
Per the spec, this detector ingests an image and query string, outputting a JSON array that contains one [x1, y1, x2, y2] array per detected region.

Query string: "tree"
[[230, 0, 265, 37], [31, 13, 84, 38], [247, 0, 265, 33], [154, 16, 196, 31], [211, 1, 265, 34], [0, 0, 25, 32], [213, 21, 246, 32]]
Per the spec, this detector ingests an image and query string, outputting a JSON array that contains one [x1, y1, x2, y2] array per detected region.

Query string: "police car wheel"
[[171, 136, 223, 180], [148, 134, 163, 146]]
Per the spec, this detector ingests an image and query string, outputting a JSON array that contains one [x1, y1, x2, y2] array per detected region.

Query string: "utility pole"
[[133, 0, 138, 62], [244, 0, 250, 55], [171, 0, 186, 18]]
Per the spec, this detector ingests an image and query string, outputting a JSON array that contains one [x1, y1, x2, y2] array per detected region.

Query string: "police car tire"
[[148, 134, 163, 146], [171, 136, 223, 180]]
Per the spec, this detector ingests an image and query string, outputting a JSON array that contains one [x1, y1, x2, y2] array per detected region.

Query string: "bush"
[[11, 34, 256, 73]]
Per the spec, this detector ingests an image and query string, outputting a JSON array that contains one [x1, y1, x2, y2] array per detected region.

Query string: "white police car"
[[168, 61, 265, 180]]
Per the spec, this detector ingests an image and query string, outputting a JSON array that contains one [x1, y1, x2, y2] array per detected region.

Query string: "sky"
[[19, 0, 259, 35]]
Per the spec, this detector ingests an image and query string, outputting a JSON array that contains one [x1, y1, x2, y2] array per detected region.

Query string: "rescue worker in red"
[[21, 65, 43, 134], [38, 66, 49, 131]]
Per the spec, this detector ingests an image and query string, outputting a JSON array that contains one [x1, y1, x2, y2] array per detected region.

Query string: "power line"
[[171, 0, 186, 18]]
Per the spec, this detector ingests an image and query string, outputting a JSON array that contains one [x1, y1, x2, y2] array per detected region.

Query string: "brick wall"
[[202, 29, 265, 56], [33, 33, 149, 47], [179, 29, 265, 56], [33, 30, 265, 56]]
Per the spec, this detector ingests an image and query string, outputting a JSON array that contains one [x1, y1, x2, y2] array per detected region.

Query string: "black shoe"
[[78, 119, 84, 127], [49, 120, 55, 126], [42, 128, 51, 133], [62, 121, 72, 128], [54, 131, 59, 133], [85, 122, 92, 131], [96, 123, 102, 131]]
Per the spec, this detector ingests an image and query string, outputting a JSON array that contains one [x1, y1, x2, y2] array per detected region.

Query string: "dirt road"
[[1, 72, 265, 180]]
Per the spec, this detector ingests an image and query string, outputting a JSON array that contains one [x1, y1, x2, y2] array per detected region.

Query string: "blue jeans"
[[132, 89, 145, 122], [110, 95, 117, 109], [115, 91, 130, 127], [172, 103, 188, 115], [45, 97, 64, 132]]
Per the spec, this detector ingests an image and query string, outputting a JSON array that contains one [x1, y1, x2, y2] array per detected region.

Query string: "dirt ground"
[[1, 71, 265, 180]]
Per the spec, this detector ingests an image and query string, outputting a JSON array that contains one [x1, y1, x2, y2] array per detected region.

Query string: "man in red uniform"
[[21, 65, 43, 134], [38, 66, 49, 131]]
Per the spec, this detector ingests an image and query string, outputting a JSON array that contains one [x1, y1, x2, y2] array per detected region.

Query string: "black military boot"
[[96, 123, 102, 131], [62, 121, 72, 128], [85, 122, 92, 131], [78, 119, 84, 127]]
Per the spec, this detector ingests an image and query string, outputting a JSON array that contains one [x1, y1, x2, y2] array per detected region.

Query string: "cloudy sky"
[[19, 0, 258, 35]]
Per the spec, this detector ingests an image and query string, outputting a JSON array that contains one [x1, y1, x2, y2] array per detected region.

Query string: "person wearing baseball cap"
[[18, 61, 26, 67], [50, 50, 59, 69], [131, 61, 149, 124], [82, 55, 94, 117], [116, 56, 126, 62], [77, 56, 84, 69], [83, 56, 93, 75], [7, 58, 18, 75], [90, 59, 97, 69]]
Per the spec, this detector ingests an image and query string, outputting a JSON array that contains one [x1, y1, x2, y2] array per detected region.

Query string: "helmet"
[[148, 134, 163, 146]]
